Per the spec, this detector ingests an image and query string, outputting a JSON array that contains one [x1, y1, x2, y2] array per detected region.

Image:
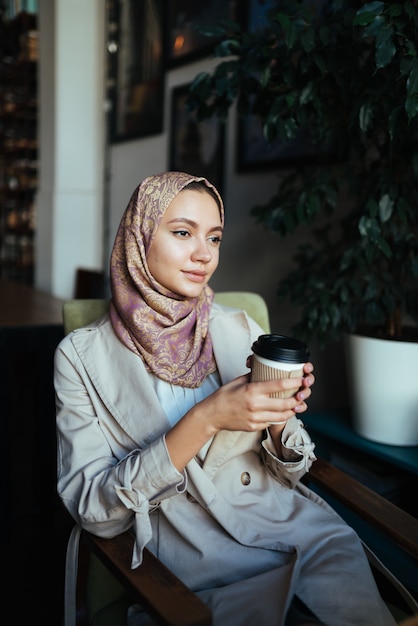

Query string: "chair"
[[73, 268, 106, 299], [61, 292, 418, 626]]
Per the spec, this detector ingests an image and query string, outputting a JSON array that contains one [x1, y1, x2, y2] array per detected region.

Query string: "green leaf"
[[329, 304, 341, 329], [282, 117, 298, 140], [215, 39, 241, 56], [300, 83, 314, 105], [313, 52, 326, 74], [359, 103, 373, 131], [407, 63, 418, 96], [378, 194, 394, 222], [375, 29, 396, 68], [364, 279, 378, 299], [404, 0, 418, 20], [190, 72, 210, 88], [260, 66, 271, 88], [340, 285, 350, 303], [301, 28, 315, 53], [354, 2, 385, 27], [376, 236, 392, 258], [359, 215, 380, 240], [405, 95, 418, 121], [276, 13, 296, 48]]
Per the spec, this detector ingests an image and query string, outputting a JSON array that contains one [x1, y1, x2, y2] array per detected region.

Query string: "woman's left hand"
[[266, 361, 314, 450]]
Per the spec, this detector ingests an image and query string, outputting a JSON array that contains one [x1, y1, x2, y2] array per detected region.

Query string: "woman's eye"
[[209, 236, 222, 245], [173, 229, 190, 238]]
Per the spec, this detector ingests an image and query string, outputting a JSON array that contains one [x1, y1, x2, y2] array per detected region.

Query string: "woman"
[[55, 171, 396, 626]]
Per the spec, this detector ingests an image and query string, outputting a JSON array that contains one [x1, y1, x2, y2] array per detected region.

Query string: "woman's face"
[[147, 188, 223, 298]]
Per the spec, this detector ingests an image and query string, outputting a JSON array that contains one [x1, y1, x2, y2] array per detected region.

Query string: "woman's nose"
[[191, 239, 212, 262]]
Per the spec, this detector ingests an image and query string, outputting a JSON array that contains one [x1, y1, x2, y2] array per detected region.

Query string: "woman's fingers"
[[205, 368, 314, 434]]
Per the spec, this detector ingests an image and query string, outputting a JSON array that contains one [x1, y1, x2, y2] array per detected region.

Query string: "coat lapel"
[[70, 316, 169, 444], [210, 304, 253, 384], [202, 305, 257, 475]]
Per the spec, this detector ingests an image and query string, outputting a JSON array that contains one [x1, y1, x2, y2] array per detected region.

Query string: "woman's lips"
[[183, 270, 207, 283]]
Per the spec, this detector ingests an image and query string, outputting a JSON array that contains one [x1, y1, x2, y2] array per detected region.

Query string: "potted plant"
[[187, 0, 418, 444]]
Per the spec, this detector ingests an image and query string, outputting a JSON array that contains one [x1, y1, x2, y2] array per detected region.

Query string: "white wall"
[[36, 0, 106, 298]]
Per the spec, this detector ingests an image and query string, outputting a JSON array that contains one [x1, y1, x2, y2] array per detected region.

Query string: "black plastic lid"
[[251, 334, 310, 363]]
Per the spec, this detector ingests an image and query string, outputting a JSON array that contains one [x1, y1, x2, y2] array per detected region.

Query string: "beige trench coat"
[[55, 303, 396, 626]]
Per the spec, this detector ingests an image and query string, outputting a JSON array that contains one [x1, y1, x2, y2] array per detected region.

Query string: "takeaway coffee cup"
[[251, 334, 310, 399]]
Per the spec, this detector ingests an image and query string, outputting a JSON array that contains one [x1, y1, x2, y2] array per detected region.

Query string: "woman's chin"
[[176, 283, 206, 299]]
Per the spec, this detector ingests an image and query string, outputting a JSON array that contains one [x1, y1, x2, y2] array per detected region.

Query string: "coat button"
[[187, 493, 197, 503], [241, 471, 251, 486]]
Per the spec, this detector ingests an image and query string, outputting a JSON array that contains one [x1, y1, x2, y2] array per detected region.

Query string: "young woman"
[[55, 171, 397, 625]]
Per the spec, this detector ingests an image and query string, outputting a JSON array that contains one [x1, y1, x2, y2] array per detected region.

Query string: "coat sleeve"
[[210, 307, 318, 489], [261, 416, 317, 488], [55, 335, 186, 564]]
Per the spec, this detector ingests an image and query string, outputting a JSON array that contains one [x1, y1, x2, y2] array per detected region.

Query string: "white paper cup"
[[251, 353, 305, 398], [251, 334, 310, 399]]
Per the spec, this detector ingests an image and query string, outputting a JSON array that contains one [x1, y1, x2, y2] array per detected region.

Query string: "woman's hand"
[[266, 361, 314, 451], [205, 361, 314, 434], [166, 362, 314, 471]]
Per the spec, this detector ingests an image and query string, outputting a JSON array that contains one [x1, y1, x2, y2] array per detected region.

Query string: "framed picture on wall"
[[237, 114, 321, 171], [237, 0, 330, 171], [169, 83, 225, 192], [166, 1, 242, 68], [109, 0, 165, 142]]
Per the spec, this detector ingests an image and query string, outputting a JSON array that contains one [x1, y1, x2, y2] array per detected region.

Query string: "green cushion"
[[63, 292, 271, 337], [214, 291, 270, 333], [62, 299, 109, 335]]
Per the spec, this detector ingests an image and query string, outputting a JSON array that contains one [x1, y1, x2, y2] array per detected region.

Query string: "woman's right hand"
[[200, 370, 313, 435], [165, 367, 314, 472]]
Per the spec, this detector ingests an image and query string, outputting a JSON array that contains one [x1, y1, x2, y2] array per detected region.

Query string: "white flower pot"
[[345, 333, 418, 446]]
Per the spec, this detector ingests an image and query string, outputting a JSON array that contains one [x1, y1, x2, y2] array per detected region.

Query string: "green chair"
[[61, 292, 418, 626], [62, 291, 270, 336]]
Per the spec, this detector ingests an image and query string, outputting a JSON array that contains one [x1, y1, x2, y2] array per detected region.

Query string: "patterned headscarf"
[[109, 171, 224, 388]]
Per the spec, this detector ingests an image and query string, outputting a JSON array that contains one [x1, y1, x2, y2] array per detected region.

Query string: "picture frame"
[[109, 0, 165, 142], [166, 0, 242, 68], [237, 0, 330, 171], [169, 83, 225, 193], [237, 115, 321, 172]]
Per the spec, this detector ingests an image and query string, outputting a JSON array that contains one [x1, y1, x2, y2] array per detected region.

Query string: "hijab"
[[109, 171, 224, 388]]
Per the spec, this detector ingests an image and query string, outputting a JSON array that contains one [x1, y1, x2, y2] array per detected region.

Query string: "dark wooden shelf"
[[303, 410, 418, 475], [0, 11, 38, 285], [303, 409, 418, 598]]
